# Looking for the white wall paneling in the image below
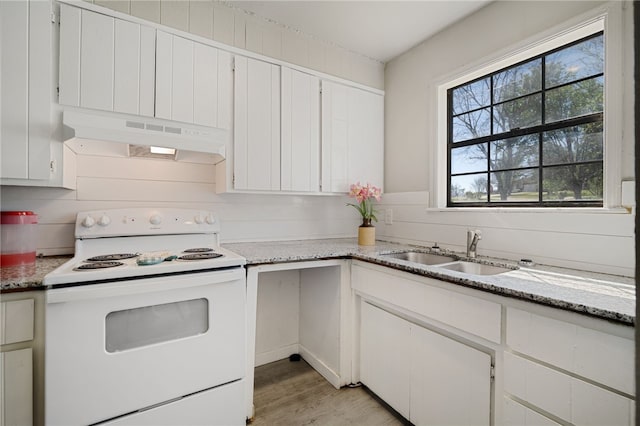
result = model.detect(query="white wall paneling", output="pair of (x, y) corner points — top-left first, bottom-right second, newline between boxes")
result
(58, 3), (81, 107)
(74, 0), (384, 89)
(377, 191), (634, 276)
(383, 1), (634, 276)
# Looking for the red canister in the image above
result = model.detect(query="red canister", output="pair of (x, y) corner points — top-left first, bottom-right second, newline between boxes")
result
(1, 211), (38, 267)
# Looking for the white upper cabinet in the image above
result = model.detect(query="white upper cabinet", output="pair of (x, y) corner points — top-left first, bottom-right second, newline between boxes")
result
(155, 31), (232, 128)
(281, 68), (320, 192)
(233, 56), (281, 191)
(59, 6), (232, 128)
(59, 5), (155, 116)
(321, 81), (384, 193)
(0, 0), (52, 180)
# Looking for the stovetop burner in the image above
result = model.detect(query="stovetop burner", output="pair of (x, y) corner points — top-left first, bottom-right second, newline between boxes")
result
(74, 261), (124, 270)
(178, 253), (223, 261)
(183, 248), (214, 253)
(87, 253), (138, 262)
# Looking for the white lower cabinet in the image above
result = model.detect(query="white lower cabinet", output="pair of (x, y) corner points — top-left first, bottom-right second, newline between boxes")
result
(360, 302), (411, 418)
(360, 301), (491, 425)
(352, 261), (635, 426)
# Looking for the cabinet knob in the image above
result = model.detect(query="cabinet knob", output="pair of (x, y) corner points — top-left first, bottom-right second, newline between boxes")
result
(194, 214), (205, 224)
(205, 214), (216, 225)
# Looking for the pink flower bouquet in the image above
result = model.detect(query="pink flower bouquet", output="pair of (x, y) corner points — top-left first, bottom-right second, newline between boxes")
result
(347, 182), (382, 225)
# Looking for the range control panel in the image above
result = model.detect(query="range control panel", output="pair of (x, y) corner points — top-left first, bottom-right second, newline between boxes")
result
(75, 208), (220, 238)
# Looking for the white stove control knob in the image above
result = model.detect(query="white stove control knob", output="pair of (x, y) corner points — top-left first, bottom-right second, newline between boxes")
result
(81, 215), (96, 228)
(149, 214), (162, 225)
(205, 214), (216, 225)
(97, 214), (111, 226)
(194, 214), (205, 224)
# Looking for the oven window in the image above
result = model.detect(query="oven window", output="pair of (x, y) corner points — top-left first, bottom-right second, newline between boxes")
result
(105, 298), (209, 352)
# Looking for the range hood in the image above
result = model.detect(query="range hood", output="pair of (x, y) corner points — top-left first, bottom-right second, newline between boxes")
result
(62, 109), (228, 164)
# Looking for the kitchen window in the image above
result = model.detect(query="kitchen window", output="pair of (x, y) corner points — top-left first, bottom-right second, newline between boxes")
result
(446, 31), (605, 207)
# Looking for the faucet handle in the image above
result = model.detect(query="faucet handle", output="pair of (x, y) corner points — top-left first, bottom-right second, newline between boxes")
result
(475, 229), (482, 240)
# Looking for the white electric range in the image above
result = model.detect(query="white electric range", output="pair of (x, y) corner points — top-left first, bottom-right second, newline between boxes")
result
(44, 208), (247, 426)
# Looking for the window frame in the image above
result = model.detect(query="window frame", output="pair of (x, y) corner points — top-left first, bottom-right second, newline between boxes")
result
(435, 6), (624, 210)
(446, 32), (605, 208)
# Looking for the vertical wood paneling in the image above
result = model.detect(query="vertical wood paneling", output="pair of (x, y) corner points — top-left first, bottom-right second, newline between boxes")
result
(233, 9), (246, 49)
(233, 56), (249, 190)
(189, 0), (213, 39)
(138, 26), (156, 117)
(171, 36), (194, 123)
(212, 4), (234, 46)
(28, 0), (53, 180)
(154, 30), (172, 120)
(95, 0), (129, 14)
(0, 1), (29, 179)
(160, 0), (189, 32)
(80, 10), (114, 111)
(113, 19), (140, 114)
(217, 51), (232, 130)
(130, 0), (160, 24)
(58, 4), (82, 107)
(193, 43), (218, 127)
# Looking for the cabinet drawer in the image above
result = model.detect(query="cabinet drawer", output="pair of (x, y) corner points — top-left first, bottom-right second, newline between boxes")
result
(0, 299), (34, 345)
(506, 307), (633, 395)
(504, 352), (634, 426)
(503, 397), (560, 426)
(352, 264), (501, 343)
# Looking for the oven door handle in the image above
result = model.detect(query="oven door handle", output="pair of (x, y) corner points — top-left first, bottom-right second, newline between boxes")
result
(47, 267), (245, 304)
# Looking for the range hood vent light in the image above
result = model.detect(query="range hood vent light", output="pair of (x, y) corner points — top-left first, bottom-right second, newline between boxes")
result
(62, 109), (228, 164)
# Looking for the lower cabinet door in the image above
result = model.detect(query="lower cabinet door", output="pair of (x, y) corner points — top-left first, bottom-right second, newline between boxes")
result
(410, 325), (492, 426)
(360, 300), (492, 425)
(0, 348), (33, 426)
(360, 302), (411, 418)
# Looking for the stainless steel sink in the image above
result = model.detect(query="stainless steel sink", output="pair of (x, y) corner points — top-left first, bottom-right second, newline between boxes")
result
(436, 261), (513, 276)
(382, 251), (457, 265)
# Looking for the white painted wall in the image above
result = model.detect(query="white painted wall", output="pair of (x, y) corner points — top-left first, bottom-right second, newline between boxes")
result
(83, 0), (384, 89)
(0, 153), (362, 255)
(381, 1), (635, 277)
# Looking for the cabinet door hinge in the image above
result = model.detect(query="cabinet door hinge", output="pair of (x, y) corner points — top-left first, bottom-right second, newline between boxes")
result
(50, 11), (57, 24)
(490, 365), (495, 380)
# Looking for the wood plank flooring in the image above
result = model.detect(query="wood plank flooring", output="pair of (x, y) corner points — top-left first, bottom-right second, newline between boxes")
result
(251, 358), (408, 426)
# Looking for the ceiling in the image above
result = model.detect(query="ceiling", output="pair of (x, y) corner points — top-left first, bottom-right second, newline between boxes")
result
(224, 1), (492, 63)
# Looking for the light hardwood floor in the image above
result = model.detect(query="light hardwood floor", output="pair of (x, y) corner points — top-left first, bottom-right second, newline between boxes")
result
(251, 358), (408, 426)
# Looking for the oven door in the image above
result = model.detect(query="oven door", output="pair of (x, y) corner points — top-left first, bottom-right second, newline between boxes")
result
(45, 267), (246, 426)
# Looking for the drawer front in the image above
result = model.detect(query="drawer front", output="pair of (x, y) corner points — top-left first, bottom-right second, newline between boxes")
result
(506, 307), (634, 395)
(0, 299), (34, 345)
(503, 397), (560, 426)
(352, 264), (501, 343)
(504, 352), (634, 426)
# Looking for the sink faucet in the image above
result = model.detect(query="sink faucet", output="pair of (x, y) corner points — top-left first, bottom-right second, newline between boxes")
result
(467, 229), (482, 258)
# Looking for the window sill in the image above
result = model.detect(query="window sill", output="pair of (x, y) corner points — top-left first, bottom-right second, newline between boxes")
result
(426, 206), (631, 214)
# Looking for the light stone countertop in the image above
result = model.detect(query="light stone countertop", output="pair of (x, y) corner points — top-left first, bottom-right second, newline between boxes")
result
(2, 239), (634, 325)
(224, 238), (635, 326)
(1, 256), (71, 292)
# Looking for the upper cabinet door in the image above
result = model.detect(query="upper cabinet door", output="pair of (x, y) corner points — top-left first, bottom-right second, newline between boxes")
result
(1, 0), (51, 180)
(321, 81), (384, 193)
(59, 6), (155, 116)
(80, 10), (114, 111)
(233, 56), (281, 191)
(156, 31), (232, 127)
(281, 68), (320, 192)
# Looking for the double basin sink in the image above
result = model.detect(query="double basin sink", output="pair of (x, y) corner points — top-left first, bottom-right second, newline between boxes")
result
(381, 251), (513, 276)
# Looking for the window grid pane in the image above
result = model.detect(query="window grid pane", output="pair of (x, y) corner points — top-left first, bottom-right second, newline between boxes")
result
(447, 32), (603, 207)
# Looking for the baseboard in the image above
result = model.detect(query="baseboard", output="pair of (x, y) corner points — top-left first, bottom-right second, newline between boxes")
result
(254, 344), (299, 367)
(298, 344), (341, 389)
